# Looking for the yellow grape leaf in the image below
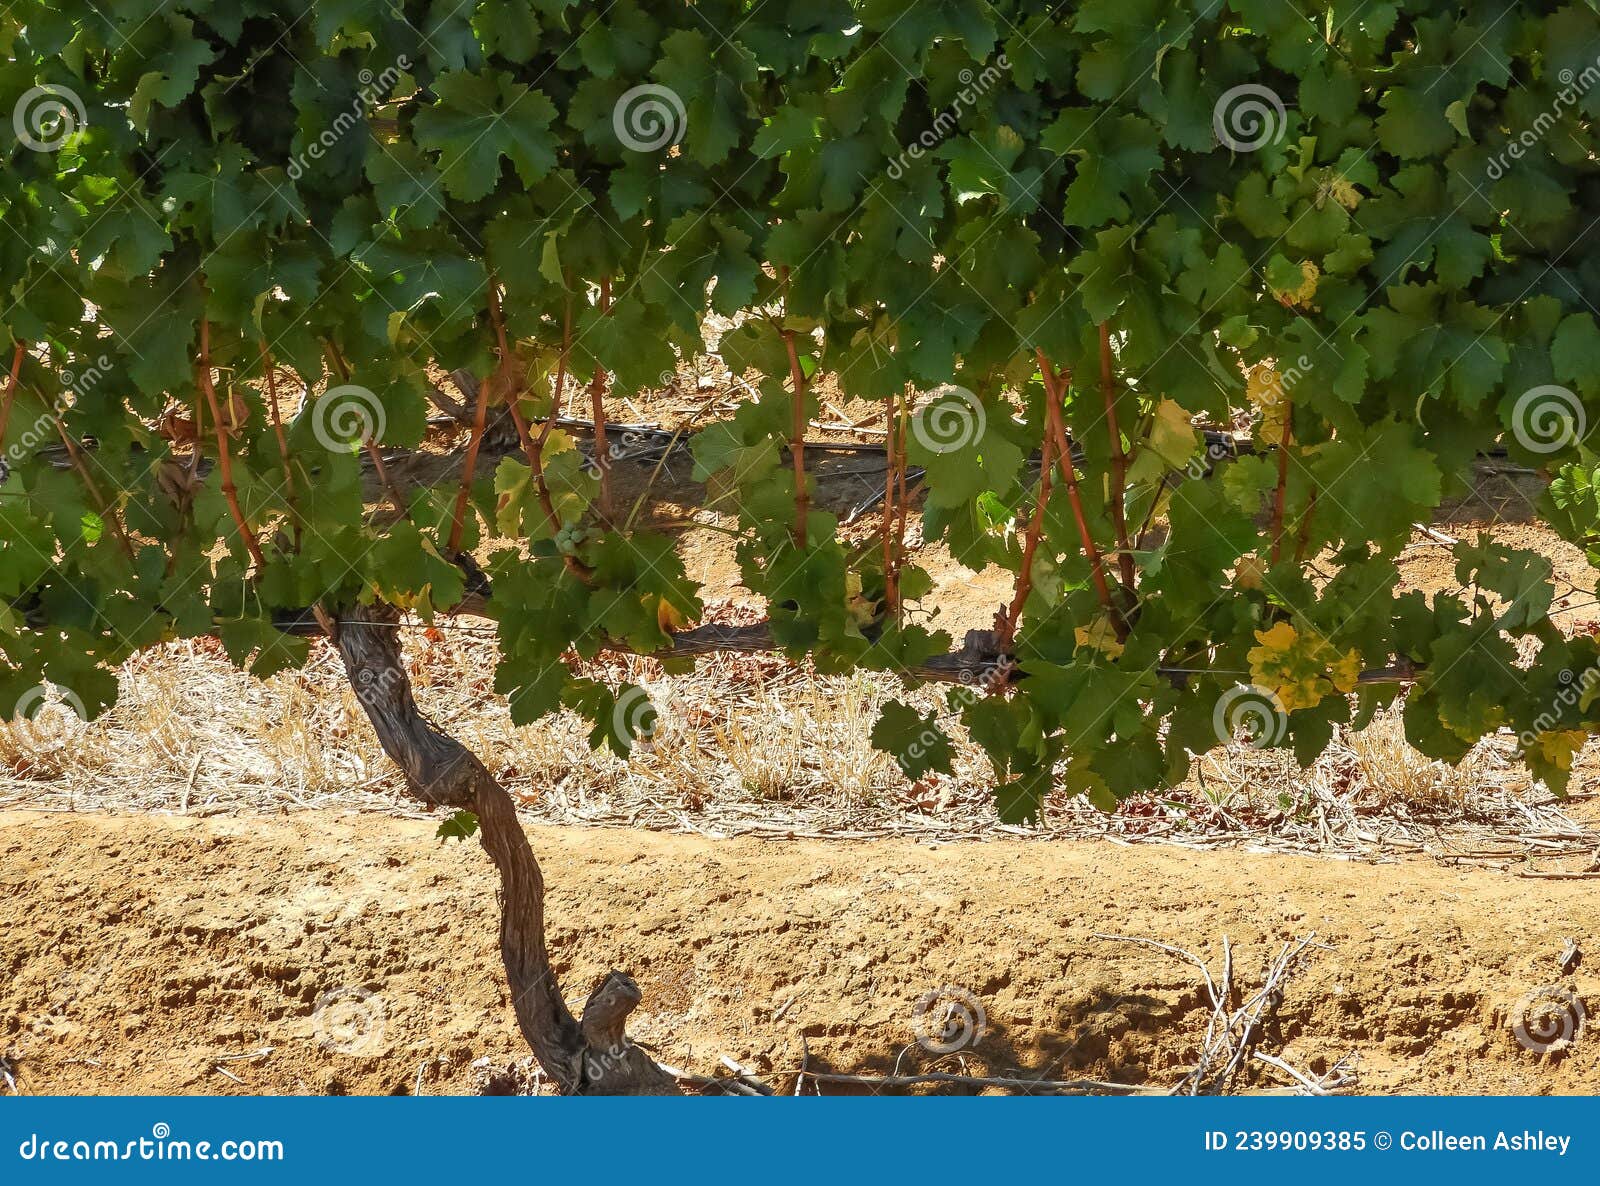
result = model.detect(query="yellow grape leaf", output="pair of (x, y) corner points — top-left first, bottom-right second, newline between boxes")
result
(1580, 675), (1600, 715)
(844, 570), (878, 629)
(1246, 364), (1292, 447)
(1261, 403), (1289, 447)
(384, 585), (434, 613)
(1327, 648), (1363, 694)
(656, 597), (690, 634)
(1074, 616), (1125, 660)
(1526, 729), (1586, 774)
(1326, 173), (1362, 210)
(1245, 363), (1284, 408)
(494, 457), (532, 536)
(1247, 622), (1358, 713)
(1127, 398), (1199, 486)
(1271, 260), (1320, 309)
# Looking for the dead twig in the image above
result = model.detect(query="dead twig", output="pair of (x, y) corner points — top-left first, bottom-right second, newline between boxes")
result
(1253, 1051), (1326, 1095)
(214, 1047), (273, 1062)
(1094, 932), (1222, 1006)
(718, 1053), (776, 1096)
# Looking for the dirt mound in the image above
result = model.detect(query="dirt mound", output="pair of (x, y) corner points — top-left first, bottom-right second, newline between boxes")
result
(1, 809), (1596, 1095)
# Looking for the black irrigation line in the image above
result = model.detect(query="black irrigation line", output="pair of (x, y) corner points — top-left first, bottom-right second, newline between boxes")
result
(26, 409), (1516, 489)
(4, 408), (1531, 689)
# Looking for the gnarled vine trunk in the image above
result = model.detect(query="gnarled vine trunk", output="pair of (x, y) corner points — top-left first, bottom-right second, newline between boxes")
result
(332, 602), (677, 1095)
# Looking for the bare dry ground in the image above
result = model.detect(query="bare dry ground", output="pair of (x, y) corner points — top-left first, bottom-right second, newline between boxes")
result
(1, 809), (1595, 1097)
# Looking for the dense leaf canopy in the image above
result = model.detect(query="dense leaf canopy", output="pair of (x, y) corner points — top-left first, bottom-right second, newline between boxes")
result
(5, 0), (1600, 818)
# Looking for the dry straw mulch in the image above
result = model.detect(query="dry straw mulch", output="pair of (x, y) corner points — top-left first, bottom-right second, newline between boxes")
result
(2, 609), (1597, 872)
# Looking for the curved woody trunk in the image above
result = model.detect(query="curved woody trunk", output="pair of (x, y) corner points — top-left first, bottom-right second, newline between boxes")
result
(332, 603), (677, 1095)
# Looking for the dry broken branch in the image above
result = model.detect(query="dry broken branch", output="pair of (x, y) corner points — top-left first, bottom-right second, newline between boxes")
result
(1096, 931), (1337, 1096)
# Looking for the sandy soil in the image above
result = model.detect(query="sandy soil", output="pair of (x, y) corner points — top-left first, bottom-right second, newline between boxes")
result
(2, 809), (1595, 1097)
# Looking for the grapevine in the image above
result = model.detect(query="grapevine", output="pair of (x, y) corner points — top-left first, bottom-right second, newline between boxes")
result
(4, 0), (1600, 1090)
